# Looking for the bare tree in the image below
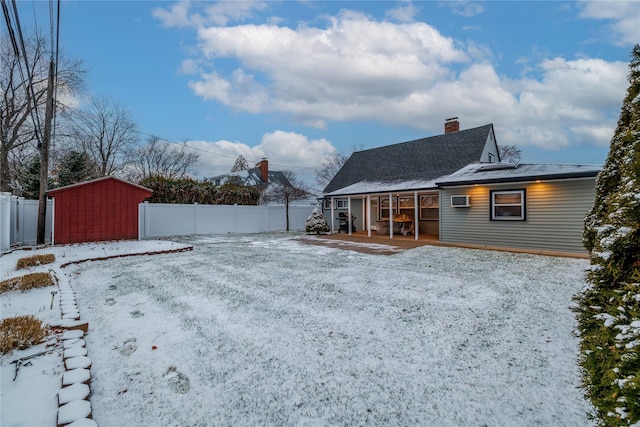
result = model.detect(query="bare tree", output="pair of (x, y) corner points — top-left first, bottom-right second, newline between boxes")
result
(125, 136), (199, 181)
(315, 150), (351, 191)
(230, 154), (249, 172)
(71, 95), (138, 176)
(0, 33), (84, 192)
(498, 144), (522, 164)
(262, 170), (312, 231)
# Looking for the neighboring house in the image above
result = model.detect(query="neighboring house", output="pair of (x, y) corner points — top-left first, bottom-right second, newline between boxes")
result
(209, 159), (292, 188)
(322, 119), (600, 255)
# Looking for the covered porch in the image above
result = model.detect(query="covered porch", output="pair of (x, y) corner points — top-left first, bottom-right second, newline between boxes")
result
(323, 183), (440, 242)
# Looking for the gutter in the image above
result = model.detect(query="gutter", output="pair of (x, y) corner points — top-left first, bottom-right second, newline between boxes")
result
(436, 171), (599, 187)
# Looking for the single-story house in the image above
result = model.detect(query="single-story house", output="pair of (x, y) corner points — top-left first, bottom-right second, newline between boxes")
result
(322, 119), (600, 255)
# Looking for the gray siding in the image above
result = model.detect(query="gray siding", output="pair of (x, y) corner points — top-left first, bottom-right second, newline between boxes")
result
(440, 178), (595, 254)
(323, 198), (365, 232)
(480, 132), (499, 163)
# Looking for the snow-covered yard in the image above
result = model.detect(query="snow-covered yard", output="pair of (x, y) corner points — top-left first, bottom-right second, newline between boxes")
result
(2, 233), (593, 426)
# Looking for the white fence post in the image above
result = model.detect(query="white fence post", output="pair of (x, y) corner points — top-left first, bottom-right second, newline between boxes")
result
(10, 196), (18, 244)
(17, 197), (25, 244)
(51, 197), (55, 245)
(0, 192), (10, 252)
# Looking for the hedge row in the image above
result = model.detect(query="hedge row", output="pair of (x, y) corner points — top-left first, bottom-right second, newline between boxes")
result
(139, 177), (261, 205)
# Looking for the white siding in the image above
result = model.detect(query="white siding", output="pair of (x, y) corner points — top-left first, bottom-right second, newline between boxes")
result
(440, 178), (595, 254)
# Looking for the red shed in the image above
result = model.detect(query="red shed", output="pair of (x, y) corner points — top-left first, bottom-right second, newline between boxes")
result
(48, 177), (153, 244)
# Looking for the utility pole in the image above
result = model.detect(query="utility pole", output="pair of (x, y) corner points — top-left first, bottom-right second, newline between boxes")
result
(37, 57), (55, 244)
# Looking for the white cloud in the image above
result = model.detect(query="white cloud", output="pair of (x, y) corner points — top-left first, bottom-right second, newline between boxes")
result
(202, 1), (268, 26)
(153, 1), (202, 28)
(157, 2), (629, 155)
(154, 1), (268, 28)
(386, 1), (420, 23)
(189, 11), (468, 125)
(185, 131), (335, 185)
(440, 1), (485, 18)
(578, 0), (640, 46)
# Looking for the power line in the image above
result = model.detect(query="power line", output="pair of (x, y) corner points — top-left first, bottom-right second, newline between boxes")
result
(51, 0), (60, 153)
(1, 0), (45, 148)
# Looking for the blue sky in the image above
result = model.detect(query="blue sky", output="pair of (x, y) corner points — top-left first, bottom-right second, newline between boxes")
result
(17, 0), (640, 188)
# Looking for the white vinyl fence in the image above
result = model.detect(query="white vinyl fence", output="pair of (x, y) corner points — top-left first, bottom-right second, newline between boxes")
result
(139, 202), (315, 239)
(0, 193), (53, 252)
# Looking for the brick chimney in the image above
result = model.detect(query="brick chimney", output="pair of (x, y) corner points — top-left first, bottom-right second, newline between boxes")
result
(258, 158), (268, 182)
(444, 117), (460, 134)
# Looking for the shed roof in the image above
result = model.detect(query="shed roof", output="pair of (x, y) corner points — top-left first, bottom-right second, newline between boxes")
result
(323, 124), (495, 194)
(47, 176), (153, 195)
(436, 163), (601, 186)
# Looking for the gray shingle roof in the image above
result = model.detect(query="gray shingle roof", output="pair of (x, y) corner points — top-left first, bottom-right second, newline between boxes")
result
(209, 168), (292, 187)
(323, 124), (495, 194)
(244, 168), (292, 187)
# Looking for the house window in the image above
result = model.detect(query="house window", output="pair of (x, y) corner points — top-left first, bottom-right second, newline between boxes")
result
(379, 197), (397, 219)
(420, 194), (439, 220)
(491, 190), (525, 221)
(398, 197), (415, 219)
(488, 153), (495, 163)
(336, 199), (349, 209)
(325, 198), (349, 209)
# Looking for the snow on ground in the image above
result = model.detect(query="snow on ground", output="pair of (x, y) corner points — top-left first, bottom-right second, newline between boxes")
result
(2, 234), (594, 426)
(0, 240), (191, 427)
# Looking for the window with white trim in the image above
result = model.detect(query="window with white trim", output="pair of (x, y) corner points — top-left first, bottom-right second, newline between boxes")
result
(420, 194), (439, 220)
(490, 190), (526, 221)
(324, 198), (349, 209)
(379, 197), (397, 219)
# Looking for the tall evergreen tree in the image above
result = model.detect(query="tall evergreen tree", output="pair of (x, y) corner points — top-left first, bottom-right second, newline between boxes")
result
(16, 156), (42, 199)
(55, 151), (97, 188)
(577, 45), (640, 426)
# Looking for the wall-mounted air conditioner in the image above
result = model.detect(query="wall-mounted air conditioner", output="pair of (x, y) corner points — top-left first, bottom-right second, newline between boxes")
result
(450, 195), (471, 208)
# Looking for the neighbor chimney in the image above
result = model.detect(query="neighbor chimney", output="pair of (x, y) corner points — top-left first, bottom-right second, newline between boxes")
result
(258, 158), (268, 182)
(445, 117), (460, 134)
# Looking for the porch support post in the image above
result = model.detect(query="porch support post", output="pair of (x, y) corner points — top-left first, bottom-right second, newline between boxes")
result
(414, 191), (419, 241)
(347, 196), (352, 236)
(389, 193), (394, 239)
(362, 197), (366, 233)
(366, 195), (371, 237)
(330, 197), (335, 234)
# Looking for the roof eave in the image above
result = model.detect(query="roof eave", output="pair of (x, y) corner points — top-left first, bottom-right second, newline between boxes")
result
(47, 176), (153, 195)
